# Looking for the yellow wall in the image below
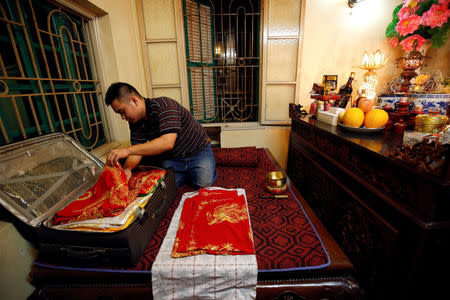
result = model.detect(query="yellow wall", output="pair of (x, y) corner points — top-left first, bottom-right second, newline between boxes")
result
(91, 0), (450, 170)
(423, 38), (450, 73)
(299, 0), (450, 109)
(299, 0), (399, 108)
(90, 0), (146, 143)
(221, 126), (291, 169)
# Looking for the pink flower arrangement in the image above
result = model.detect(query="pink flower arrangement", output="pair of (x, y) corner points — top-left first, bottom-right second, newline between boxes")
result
(386, 0), (450, 51)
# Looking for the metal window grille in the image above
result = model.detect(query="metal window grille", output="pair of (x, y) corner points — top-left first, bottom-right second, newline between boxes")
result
(0, 0), (106, 149)
(183, 0), (260, 123)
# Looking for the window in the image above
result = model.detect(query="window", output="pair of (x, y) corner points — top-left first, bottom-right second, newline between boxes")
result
(0, 0), (106, 149)
(183, 0), (260, 123)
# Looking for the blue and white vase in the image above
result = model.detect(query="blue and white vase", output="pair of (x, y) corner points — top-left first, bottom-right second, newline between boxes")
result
(409, 94), (450, 115)
(378, 94), (410, 110)
(378, 94), (449, 115)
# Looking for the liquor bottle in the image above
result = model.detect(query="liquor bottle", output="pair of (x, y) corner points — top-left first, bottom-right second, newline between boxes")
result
(337, 72), (355, 108)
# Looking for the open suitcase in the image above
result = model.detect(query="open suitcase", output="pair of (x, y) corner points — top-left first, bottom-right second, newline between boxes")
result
(0, 133), (176, 265)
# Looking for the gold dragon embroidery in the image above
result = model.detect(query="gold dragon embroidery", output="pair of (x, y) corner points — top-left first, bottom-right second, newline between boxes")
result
(206, 203), (248, 225)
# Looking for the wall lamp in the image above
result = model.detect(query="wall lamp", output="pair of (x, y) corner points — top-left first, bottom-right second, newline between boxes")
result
(348, 0), (365, 8)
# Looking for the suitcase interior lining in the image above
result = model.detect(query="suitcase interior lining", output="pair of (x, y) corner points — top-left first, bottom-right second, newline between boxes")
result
(0, 136), (102, 227)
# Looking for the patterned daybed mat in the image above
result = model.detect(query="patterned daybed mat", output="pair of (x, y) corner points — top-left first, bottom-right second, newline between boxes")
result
(33, 147), (330, 277)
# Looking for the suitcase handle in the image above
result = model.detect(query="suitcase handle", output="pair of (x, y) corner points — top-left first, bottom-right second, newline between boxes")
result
(62, 247), (105, 260)
(134, 207), (145, 220)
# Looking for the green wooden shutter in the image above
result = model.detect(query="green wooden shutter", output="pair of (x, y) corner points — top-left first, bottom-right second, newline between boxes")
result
(184, 0), (217, 123)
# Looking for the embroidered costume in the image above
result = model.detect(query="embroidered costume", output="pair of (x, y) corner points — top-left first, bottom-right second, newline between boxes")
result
(53, 166), (166, 225)
(172, 188), (255, 257)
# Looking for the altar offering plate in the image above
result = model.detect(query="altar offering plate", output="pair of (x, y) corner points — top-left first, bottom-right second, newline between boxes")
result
(338, 122), (384, 133)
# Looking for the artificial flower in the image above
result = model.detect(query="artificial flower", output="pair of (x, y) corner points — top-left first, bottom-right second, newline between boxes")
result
(396, 14), (422, 35)
(421, 4), (450, 28)
(388, 36), (400, 48)
(403, 0), (424, 7)
(397, 5), (419, 19)
(400, 34), (427, 51)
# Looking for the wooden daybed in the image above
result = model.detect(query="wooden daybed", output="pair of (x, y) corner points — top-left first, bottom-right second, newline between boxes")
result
(29, 147), (363, 300)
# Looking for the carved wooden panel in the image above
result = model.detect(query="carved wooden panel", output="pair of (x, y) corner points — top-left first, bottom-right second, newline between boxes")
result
(288, 133), (401, 299)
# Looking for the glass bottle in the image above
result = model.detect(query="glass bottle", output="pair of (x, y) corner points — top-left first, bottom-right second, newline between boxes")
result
(337, 72), (355, 108)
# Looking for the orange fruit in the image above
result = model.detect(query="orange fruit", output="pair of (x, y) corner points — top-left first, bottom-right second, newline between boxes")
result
(342, 108), (365, 127)
(364, 109), (389, 128)
(357, 97), (374, 113)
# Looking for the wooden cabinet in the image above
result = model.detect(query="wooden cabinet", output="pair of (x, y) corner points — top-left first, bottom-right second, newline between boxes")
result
(287, 104), (449, 299)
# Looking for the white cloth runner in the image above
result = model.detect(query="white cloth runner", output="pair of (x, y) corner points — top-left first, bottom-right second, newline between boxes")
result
(151, 187), (257, 300)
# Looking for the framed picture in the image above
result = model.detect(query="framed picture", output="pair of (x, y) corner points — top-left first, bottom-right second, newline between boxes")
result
(322, 75), (338, 94)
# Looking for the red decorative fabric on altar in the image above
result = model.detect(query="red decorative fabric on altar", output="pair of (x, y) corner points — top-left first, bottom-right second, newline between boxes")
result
(172, 188), (255, 258)
(53, 166), (166, 225)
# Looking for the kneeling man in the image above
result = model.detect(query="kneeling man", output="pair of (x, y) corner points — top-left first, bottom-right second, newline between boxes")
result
(104, 82), (217, 188)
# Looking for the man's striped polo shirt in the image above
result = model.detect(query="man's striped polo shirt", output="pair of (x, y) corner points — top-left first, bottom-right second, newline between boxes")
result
(129, 97), (208, 159)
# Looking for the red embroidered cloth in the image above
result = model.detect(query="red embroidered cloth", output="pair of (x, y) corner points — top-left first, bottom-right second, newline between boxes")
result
(172, 188), (255, 258)
(53, 166), (166, 225)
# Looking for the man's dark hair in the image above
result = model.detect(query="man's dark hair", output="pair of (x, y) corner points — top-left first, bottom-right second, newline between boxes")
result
(105, 82), (141, 106)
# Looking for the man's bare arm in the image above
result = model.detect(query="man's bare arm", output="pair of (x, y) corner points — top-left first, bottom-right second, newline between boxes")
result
(122, 154), (142, 180)
(106, 133), (177, 166)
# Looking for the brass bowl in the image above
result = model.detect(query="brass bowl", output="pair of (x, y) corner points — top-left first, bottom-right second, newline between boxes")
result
(415, 113), (448, 133)
(265, 183), (287, 195)
(266, 171), (286, 187)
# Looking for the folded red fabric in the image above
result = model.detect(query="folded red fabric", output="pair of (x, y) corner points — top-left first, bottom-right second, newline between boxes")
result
(213, 146), (259, 167)
(53, 166), (166, 225)
(172, 188), (255, 258)
(127, 168), (167, 200)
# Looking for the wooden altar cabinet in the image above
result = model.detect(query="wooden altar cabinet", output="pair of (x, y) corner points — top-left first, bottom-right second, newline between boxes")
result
(287, 104), (449, 300)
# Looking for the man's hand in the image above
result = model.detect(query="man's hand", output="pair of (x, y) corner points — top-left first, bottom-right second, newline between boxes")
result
(106, 148), (131, 166)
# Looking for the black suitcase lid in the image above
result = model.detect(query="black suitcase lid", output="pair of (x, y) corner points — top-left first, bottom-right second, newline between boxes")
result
(0, 133), (103, 227)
